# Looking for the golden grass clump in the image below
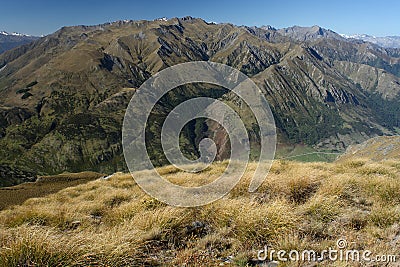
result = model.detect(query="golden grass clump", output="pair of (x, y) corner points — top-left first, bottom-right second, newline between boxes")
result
(0, 158), (399, 266)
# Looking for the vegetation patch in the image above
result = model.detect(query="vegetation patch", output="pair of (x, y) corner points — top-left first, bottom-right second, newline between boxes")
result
(0, 159), (399, 265)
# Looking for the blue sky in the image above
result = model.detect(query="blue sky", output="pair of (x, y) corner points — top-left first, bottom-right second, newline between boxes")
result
(0, 0), (399, 37)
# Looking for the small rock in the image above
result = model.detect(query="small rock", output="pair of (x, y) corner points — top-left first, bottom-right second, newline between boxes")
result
(70, 220), (81, 229)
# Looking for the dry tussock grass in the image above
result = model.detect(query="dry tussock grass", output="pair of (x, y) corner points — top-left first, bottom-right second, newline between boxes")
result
(0, 159), (399, 266)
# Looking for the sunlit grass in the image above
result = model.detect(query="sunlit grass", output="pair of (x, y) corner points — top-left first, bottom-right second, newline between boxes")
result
(0, 159), (399, 266)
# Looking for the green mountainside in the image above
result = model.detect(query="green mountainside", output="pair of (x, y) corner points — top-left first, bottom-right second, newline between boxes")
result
(0, 17), (400, 182)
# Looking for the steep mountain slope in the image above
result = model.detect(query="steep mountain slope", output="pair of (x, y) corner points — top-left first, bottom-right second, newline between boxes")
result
(0, 17), (400, 177)
(338, 135), (400, 162)
(0, 32), (39, 54)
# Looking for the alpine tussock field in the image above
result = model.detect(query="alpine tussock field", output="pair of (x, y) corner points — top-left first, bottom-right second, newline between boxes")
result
(0, 151), (399, 266)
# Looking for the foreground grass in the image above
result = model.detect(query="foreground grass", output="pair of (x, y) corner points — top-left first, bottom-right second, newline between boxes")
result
(0, 159), (399, 266)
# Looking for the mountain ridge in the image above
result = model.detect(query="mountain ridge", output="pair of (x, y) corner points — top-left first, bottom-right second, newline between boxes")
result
(0, 31), (39, 54)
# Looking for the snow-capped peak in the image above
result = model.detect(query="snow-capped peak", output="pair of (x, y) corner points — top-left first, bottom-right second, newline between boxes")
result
(340, 33), (400, 48)
(340, 33), (376, 39)
(0, 31), (32, 37)
(13, 32), (30, 36)
(155, 17), (168, 22)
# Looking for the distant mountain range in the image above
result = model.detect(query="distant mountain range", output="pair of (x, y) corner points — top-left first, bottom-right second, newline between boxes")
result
(271, 26), (400, 49)
(340, 33), (400, 48)
(0, 31), (39, 54)
(0, 17), (400, 182)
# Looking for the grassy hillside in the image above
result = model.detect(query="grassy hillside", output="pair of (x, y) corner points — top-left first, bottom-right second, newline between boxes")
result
(0, 158), (399, 266)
